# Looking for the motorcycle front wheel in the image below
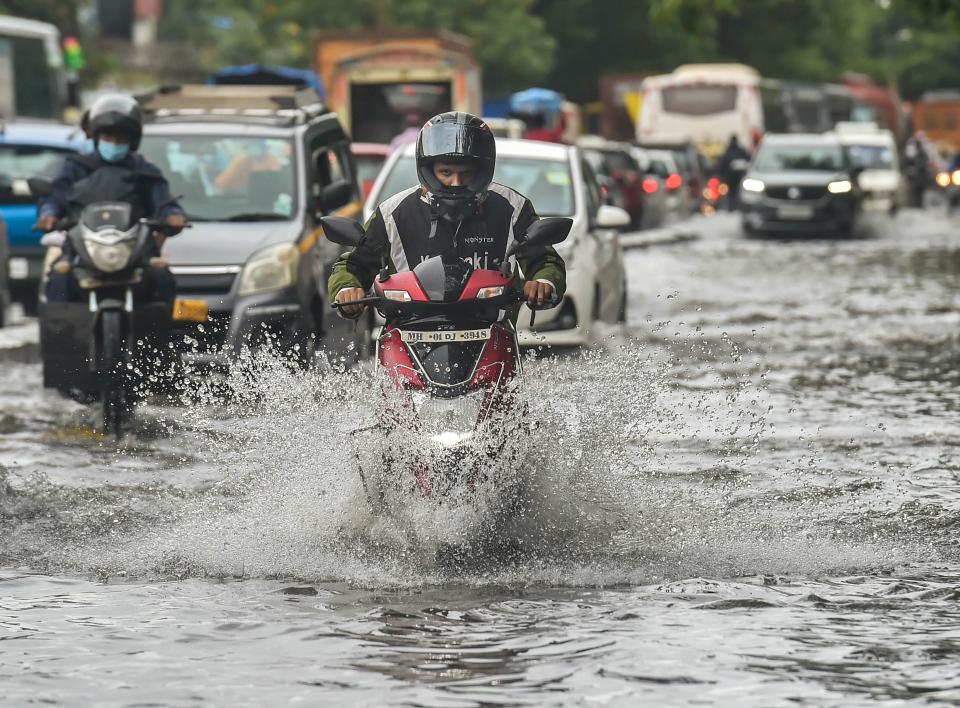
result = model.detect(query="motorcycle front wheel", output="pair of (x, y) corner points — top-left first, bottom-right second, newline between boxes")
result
(100, 309), (127, 439)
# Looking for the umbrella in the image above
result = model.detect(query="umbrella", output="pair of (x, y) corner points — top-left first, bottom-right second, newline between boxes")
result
(510, 87), (564, 115)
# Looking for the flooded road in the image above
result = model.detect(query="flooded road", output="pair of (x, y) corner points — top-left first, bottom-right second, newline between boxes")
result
(2, 211), (959, 706)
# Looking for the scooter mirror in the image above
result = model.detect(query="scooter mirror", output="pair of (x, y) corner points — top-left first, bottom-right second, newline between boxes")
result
(27, 177), (53, 198)
(319, 215), (365, 248)
(519, 217), (573, 250)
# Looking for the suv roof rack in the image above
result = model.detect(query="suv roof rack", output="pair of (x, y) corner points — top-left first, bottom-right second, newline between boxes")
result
(136, 84), (329, 126)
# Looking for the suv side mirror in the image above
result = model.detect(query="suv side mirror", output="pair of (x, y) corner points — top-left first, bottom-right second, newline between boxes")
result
(27, 177), (54, 198)
(319, 179), (354, 215)
(319, 215), (365, 247)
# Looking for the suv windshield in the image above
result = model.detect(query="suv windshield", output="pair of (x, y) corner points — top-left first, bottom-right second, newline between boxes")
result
(0, 144), (71, 180)
(140, 135), (296, 221)
(754, 144), (845, 172)
(377, 155), (575, 216)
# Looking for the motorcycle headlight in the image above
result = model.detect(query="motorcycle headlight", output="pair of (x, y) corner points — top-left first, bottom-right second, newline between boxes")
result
(412, 389), (487, 447)
(83, 229), (135, 273)
(237, 243), (300, 296)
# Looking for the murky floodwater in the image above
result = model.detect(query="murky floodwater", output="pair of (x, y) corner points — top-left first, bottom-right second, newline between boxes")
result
(2, 211), (959, 706)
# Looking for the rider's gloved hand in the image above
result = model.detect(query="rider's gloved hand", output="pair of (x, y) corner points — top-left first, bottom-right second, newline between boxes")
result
(336, 287), (367, 318)
(523, 279), (555, 308)
(35, 215), (58, 232)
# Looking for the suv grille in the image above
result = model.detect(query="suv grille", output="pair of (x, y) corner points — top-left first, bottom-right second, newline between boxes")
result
(766, 185), (827, 200)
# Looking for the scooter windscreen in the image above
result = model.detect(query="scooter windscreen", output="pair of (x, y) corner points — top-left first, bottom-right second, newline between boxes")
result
(79, 202), (136, 231)
(412, 256), (472, 302)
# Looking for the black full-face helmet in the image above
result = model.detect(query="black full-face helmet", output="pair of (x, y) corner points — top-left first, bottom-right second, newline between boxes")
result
(88, 93), (144, 151)
(416, 112), (496, 221)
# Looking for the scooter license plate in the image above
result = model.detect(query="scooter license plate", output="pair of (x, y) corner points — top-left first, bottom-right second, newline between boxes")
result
(399, 328), (491, 343)
(173, 298), (209, 322)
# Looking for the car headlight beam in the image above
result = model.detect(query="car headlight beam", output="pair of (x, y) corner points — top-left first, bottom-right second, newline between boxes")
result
(237, 243), (300, 296)
(827, 179), (853, 194)
(741, 178), (765, 193)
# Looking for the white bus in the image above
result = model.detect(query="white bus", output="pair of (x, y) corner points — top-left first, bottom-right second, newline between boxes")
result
(637, 63), (763, 160)
(0, 15), (67, 121)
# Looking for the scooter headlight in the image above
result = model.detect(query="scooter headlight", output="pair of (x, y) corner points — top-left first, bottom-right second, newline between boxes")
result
(412, 389), (487, 447)
(83, 228), (136, 273)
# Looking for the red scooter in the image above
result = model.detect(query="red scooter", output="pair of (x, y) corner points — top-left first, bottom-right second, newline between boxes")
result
(321, 215), (571, 511)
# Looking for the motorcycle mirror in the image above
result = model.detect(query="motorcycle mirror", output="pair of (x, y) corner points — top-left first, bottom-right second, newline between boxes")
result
(319, 215), (365, 247)
(27, 177), (53, 198)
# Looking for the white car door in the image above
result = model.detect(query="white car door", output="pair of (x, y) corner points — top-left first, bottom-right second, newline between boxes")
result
(579, 157), (623, 321)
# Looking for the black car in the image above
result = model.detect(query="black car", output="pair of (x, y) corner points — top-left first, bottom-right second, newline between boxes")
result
(740, 133), (860, 236)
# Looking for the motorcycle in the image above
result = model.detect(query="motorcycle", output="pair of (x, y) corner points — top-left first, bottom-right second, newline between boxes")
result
(31, 177), (181, 438)
(321, 215), (571, 512)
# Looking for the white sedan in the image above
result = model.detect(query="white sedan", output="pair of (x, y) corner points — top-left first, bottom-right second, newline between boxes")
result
(365, 139), (630, 347)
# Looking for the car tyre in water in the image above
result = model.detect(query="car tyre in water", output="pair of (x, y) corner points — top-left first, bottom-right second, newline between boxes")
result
(100, 310), (127, 439)
(617, 283), (628, 324)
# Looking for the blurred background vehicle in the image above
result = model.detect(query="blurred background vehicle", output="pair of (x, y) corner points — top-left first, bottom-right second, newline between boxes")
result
(313, 30), (480, 143)
(136, 84), (366, 368)
(0, 15), (69, 122)
(740, 133), (861, 237)
(483, 117), (526, 139)
(351, 142), (391, 202)
(638, 64), (764, 160)
(643, 148), (689, 220)
(639, 141), (706, 215)
(833, 122), (902, 215)
(0, 120), (85, 315)
(365, 138), (629, 347)
(578, 137), (665, 229)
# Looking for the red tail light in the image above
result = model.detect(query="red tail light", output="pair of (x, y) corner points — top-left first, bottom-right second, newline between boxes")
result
(666, 173), (682, 191)
(642, 177), (659, 194)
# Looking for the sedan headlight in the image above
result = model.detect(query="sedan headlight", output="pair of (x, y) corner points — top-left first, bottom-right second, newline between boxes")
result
(827, 179), (853, 194)
(741, 178), (765, 193)
(83, 230), (136, 273)
(237, 243), (300, 296)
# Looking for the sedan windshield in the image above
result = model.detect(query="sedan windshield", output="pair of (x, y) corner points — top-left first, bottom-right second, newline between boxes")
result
(754, 144), (845, 172)
(140, 135), (296, 221)
(376, 155), (575, 216)
(0, 144), (71, 180)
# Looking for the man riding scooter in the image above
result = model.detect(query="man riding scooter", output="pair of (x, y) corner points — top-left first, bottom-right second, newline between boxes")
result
(330, 111), (566, 318)
(36, 93), (186, 305)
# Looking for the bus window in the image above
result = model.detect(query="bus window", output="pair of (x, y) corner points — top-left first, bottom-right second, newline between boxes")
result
(662, 85), (738, 116)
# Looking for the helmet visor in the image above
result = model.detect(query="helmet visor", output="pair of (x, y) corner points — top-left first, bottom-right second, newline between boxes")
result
(419, 123), (490, 161)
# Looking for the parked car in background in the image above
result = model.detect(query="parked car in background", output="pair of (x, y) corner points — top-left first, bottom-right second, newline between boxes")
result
(579, 136), (665, 229)
(740, 133), (860, 236)
(351, 142), (391, 202)
(365, 138), (630, 347)
(0, 121), (85, 314)
(136, 84), (366, 367)
(833, 122), (902, 215)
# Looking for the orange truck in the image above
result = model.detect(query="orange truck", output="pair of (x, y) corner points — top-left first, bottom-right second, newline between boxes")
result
(313, 29), (482, 144)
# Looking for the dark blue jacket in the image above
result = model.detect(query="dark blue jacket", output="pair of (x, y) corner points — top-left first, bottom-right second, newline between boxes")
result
(39, 152), (184, 222)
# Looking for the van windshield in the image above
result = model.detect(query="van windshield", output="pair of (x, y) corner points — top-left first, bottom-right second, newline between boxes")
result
(140, 135), (297, 221)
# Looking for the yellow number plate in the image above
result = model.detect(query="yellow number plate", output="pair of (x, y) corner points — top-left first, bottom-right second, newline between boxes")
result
(173, 298), (209, 322)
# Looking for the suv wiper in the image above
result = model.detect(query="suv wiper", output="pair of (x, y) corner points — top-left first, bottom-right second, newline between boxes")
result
(221, 212), (287, 222)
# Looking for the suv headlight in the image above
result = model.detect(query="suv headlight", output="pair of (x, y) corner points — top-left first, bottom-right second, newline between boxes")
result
(741, 178), (765, 193)
(828, 179), (853, 194)
(237, 243), (300, 296)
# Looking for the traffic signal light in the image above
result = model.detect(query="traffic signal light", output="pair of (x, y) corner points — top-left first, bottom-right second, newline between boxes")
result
(63, 36), (86, 72)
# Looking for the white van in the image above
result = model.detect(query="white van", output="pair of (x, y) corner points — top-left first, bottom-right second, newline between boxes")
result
(833, 121), (902, 214)
(637, 63), (764, 160)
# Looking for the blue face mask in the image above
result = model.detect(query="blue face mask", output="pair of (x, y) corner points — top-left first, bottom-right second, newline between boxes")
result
(97, 140), (130, 163)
